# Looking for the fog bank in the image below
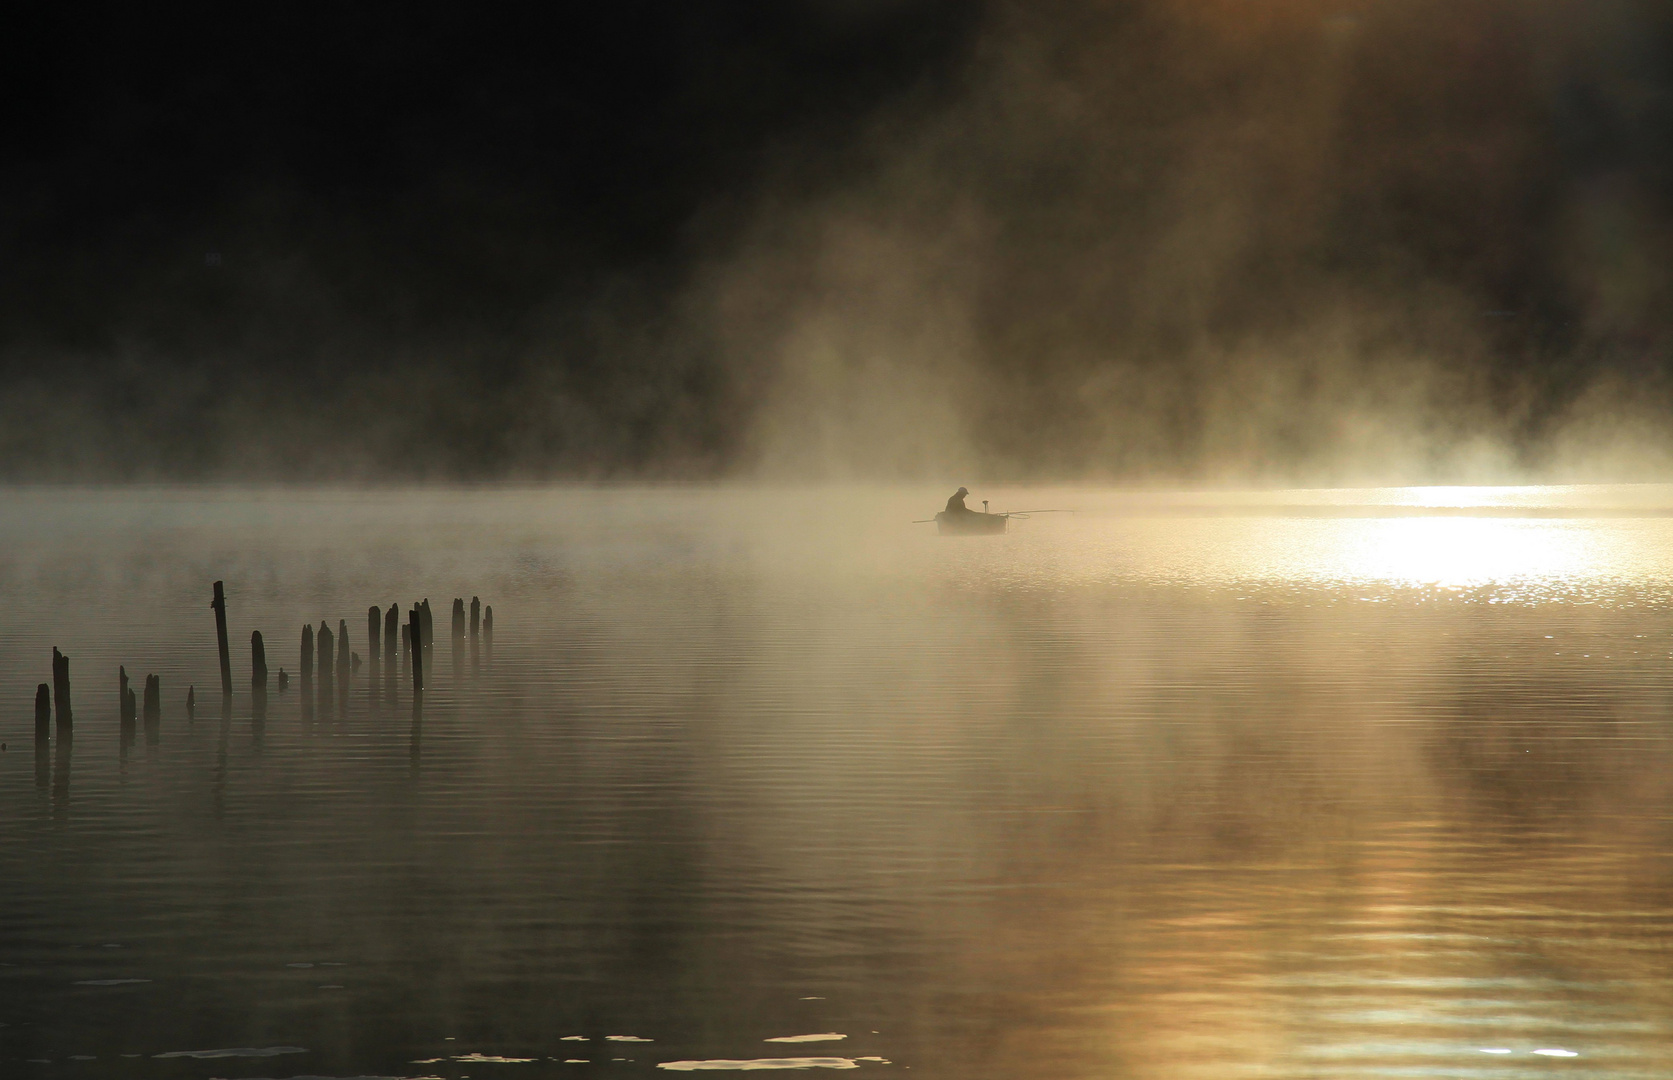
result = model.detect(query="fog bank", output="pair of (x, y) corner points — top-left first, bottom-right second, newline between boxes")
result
(3, 0), (1670, 483)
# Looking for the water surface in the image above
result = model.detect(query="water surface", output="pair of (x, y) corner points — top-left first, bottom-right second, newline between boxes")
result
(2, 485), (1672, 1079)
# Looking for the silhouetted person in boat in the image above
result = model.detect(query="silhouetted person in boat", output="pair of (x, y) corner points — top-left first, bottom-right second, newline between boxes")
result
(946, 487), (972, 515)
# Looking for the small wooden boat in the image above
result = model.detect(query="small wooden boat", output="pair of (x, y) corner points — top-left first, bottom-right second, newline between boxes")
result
(935, 510), (1007, 535)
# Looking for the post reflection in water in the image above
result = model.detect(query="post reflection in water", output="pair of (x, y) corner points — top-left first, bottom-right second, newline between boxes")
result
(409, 696), (422, 774)
(34, 733), (49, 791)
(0, 486), (1671, 1078)
(49, 730), (71, 815)
(211, 693), (231, 819)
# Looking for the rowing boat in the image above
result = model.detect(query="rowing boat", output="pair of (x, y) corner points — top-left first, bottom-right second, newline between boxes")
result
(935, 510), (1007, 535)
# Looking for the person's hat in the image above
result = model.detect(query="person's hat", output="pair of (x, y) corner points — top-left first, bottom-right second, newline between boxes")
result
(956, 486), (968, 495)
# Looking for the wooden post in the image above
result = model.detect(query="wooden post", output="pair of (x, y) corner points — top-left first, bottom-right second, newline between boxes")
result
(368, 606), (382, 677)
(187, 685), (196, 722)
(119, 668), (136, 757)
(451, 597), (466, 676)
(211, 581), (232, 697)
(384, 604), (398, 669)
(409, 606), (424, 694)
(35, 683), (51, 742)
(384, 603), (398, 702)
(35, 684), (50, 788)
(252, 631), (268, 690)
(52, 647), (72, 733)
(483, 606), (493, 662)
(470, 596), (481, 670)
(318, 621), (335, 705)
(278, 669), (289, 692)
(420, 599), (433, 653)
(337, 620), (351, 711)
(301, 625), (314, 702)
(143, 674), (160, 736)
(119, 666), (135, 729)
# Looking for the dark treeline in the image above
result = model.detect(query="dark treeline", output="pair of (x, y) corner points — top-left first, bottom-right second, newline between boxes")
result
(2, 0), (1671, 482)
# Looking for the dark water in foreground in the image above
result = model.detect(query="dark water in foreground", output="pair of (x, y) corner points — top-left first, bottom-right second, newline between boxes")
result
(2, 486), (1672, 1080)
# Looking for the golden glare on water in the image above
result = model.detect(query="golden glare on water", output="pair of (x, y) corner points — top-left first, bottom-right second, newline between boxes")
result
(1335, 518), (1597, 589)
(994, 484), (1673, 602)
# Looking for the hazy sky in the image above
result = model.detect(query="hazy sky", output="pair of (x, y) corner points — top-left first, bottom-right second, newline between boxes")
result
(2, 0), (1670, 483)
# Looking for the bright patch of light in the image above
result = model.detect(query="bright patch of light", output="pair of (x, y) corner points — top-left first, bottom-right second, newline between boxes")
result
(1384, 486), (1522, 508)
(1338, 518), (1594, 588)
(1533, 1048), (1579, 1057)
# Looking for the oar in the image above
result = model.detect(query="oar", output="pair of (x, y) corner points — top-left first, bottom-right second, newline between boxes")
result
(998, 509), (1073, 517)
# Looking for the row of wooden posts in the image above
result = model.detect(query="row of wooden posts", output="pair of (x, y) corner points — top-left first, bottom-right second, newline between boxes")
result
(33, 582), (493, 742)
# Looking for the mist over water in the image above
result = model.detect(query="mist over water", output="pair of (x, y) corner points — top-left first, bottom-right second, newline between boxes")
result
(4, 1), (1672, 482)
(3, 485), (1673, 1078)
(721, 0), (1673, 483)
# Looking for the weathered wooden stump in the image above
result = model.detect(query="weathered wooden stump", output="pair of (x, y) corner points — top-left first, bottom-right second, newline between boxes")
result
(187, 684), (196, 722)
(52, 647), (73, 733)
(143, 674), (160, 741)
(318, 622), (335, 678)
(409, 606), (424, 694)
(384, 604), (399, 668)
(451, 598), (466, 677)
(211, 581), (233, 697)
(35, 685), (50, 786)
(301, 624), (315, 688)
(318, 621), (336, 706)
(35, 683), (51, 742)
(119, 666), (136, 729)
(252, 630), (268, 690)
(483, 606), (493, 662)
(277, 668), (289, 692)
(420, 599), (434, 653)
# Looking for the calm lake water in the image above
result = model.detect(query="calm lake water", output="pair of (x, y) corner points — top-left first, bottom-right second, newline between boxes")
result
(2, 485), (1672, 1080)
